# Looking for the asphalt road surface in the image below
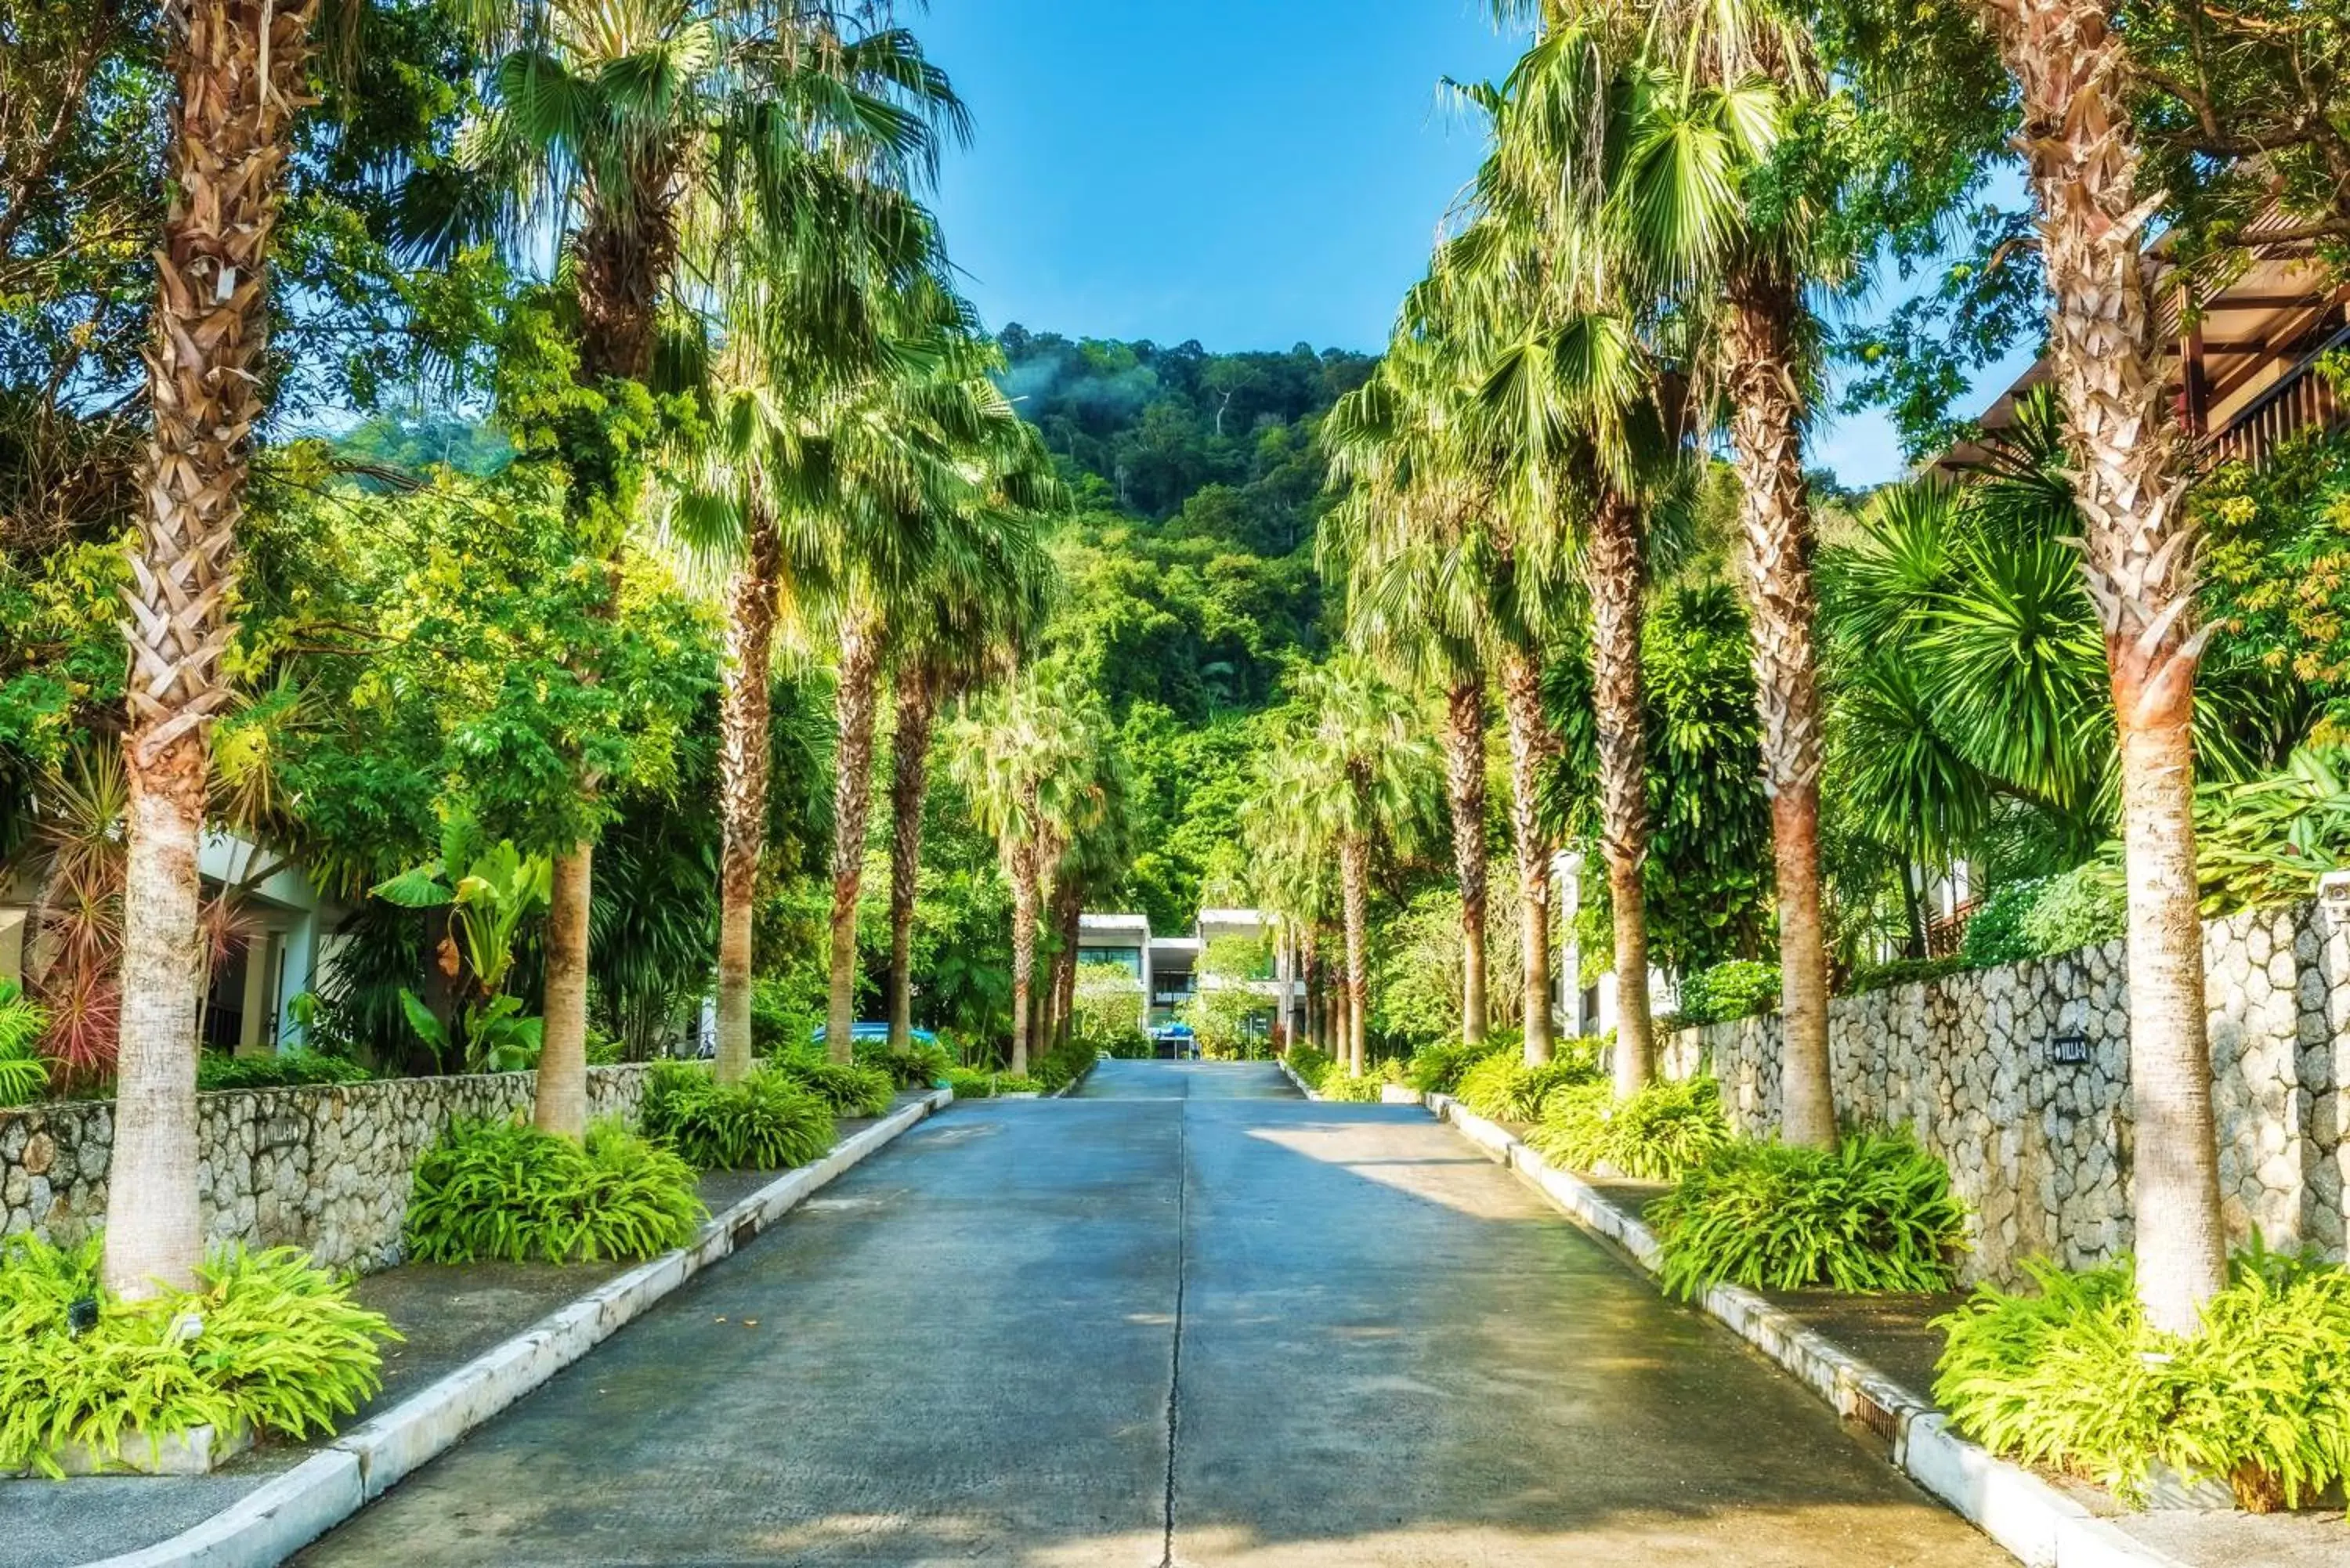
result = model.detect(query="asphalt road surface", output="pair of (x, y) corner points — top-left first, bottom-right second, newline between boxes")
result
(294, 1058), (2004, 1566)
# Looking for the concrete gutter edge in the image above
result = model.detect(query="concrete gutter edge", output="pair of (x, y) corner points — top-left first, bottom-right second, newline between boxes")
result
(1419, 1093), (2194, 1568)
(1275, 1057), (1321, 1100)
(77, 1086), (955, 1568)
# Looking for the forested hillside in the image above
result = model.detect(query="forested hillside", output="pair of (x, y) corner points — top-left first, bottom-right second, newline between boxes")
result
(996, 329), (1375, 930)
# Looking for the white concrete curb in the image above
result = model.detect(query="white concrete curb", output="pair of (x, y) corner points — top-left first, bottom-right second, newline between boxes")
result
(1420, 1093), (2192, 1568)
(78, 1087), (954, 1568)
(1275, 1057), (1322, 1100)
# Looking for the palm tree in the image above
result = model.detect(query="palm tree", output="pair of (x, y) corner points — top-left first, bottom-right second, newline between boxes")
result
(945, 660), (1104, 1073)
(1325, 395), (1497, 1051)
(424, 0), (965, 1131)
(105, 0), (319, 1297)
(881, 514), (1050, 1053)
(1482, 0), (1843, 1141)
(1289, 655), (1434, 1078)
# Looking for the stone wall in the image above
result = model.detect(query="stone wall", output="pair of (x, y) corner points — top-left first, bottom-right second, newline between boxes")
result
(1661, 901), (2350, 1286)
(0, 1065), (653, 1274)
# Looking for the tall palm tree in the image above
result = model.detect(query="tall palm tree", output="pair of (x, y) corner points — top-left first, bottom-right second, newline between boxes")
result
(1325, 392), (1497, 1051)
(106, 0), (319, 1297)
(1486, 0), (1842, 1140)
(882, 518), (1051, 1053)
(1963, 0), (2225, 1328)
(945, 659), (1104, 1073)
(1289, 654), (1434, 1078)
(427, 0), (965, 1130)
(815, 348), (1055, 1064)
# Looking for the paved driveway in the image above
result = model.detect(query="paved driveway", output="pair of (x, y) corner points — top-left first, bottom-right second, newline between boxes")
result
(295, 1059), (2003, 1566)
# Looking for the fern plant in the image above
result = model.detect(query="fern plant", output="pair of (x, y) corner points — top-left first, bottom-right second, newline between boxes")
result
(1528, 1076), (1733, 1181)
(773, 1050), (895, 1118)
(1937, 1245), (2350, 1510)
(1318, 1071), (1383, 1103)
(1650, 1132), (1969, 1299)
(641, 1060), (837, 1170)
(0, 980), (50, 1107)
(855, 1037), (951, 1089)
(1285, 1046), (1336, 1090)
(404, 1116), (706, 1264)
(1401, 1040), (1483, 1095)
(0, 1234), (395, 1477)
(195, 1050), (371, 1093)
(1453, 1049), (1599, 1122)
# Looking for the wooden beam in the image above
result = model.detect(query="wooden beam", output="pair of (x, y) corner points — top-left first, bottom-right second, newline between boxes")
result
(2179, 284), (2208, 438)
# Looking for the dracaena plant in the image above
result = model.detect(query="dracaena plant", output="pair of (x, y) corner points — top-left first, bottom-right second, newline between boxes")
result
(374, 817), (555, 1074)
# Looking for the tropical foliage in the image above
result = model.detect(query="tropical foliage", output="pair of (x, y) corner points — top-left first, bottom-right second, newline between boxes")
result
(404, 1117), (705, 1264)
(1528, 1077), (1733, 1183)
(1650, 1134), (1970, 1300)
(0, 1235), (394, 1478)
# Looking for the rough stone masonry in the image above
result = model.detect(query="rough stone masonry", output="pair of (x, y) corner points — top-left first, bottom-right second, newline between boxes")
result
(1663, 900), (2349, 1285)
(0, 1066), (652, 1273)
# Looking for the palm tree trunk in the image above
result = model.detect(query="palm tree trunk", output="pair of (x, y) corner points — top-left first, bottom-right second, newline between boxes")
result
(1043, 876), (1082, 1048)
(1499, 645), (1557, 1066)
(1298, 927), (1317, 1053)
(106, 0), (314, 1297)
(1983, 0), (2224, 1331)
(1590, 490), (1657, 1100)
(537, 842), (593, 1135)
(714, 509), (782, 1085)
(823, 606), (885, 1065)
(1007, 836), (1037, 1077)
(886, 664), (937, 1053)
(1444, 674), (1491, 1047)
(1721, 269), (1835, 1150)
(1340, 829), (1370, 1078)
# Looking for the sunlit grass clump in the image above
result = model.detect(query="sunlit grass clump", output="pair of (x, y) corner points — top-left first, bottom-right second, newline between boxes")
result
(406, 1115), (707, 1263)
(1650, 1131), (1968, 1299)
(1936, 1244), (2350, 1512)
(0, 1234), (395, 1477)
(1528, 1075), (1733, 1182)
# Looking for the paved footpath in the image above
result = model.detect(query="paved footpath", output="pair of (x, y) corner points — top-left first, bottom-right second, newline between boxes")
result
(294, 1060), (2005, 1566)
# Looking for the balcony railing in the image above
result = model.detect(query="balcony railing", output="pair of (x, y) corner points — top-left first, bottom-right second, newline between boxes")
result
(2204, 321), (2350, 470)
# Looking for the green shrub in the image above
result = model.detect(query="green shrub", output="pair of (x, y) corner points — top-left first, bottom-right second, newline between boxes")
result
(642, 1060), (837, 1170)
(0, 980), (49, 1106)
(194, 1050), (373, 1093)
(1936, 1244), (2350, 1510)
(1029, 1038), (1098, 1094)
(854, 1035), (951, 1088)
(1962, 868), (2127, 970)
(405, 1115), (707, 1263)
(1092, 1030), (1155, 1060)
(1528, 1076), (1734, 1181)
(1318, 1071), (1383, 1103)
(943, 1067), (1000, 1099)
(2021, 862), (2127, 956)
(0, 1234), (395, 1477)
(1650, 1132), (1969, 1299)
(748, 977), (819, 1055)
(1844, 956), (1969, 996)
(1674, 961), (1781, 1026)
(1401, 1040), (1484, 1096)
(992, 1072), (1043, 1093)
(773, 1050), (895, 1118)
(1453, 1047), (1600, 1123)
(1285, 1046), (1336, 1089)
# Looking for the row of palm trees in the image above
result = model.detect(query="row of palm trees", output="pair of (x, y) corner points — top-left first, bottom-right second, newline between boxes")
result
(1267, 0), (2232, 1335)
(101, 1), (1061, 1295)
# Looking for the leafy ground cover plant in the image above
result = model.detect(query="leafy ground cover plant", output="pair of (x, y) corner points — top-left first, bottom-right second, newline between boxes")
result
(1842, 956), (1969, 996)
(0, 980), (50, 1106)
(1453, 1048), (1600, 1123)
(0, 1234), (395, 1477)
(1650, 1131), (1969, 1299)
(1672, 961), (1782, 1027)
(774, 1049), (895, 1118)
(1528, 1076), (1734, 1182)
(194, 1050), (372, 1093)
(1936, 1244), (2350, 1511)
(1285, 1046), (1336, 1090)
(855, 1036), (951, 1088)
(1401, 1039), (1484, 1096)
(1029, 1039), (1100, 1094)
(641, 1060), (837, 1170)
(1318, 1071), (1383, 1103)
(405, 1115), (707, 1263)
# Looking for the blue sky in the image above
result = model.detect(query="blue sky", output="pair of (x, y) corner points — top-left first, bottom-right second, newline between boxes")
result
(913, 2), (2032, 487)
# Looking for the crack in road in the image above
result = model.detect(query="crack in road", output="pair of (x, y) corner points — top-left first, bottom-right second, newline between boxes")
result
(1159, 1078), (1191, 1568)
